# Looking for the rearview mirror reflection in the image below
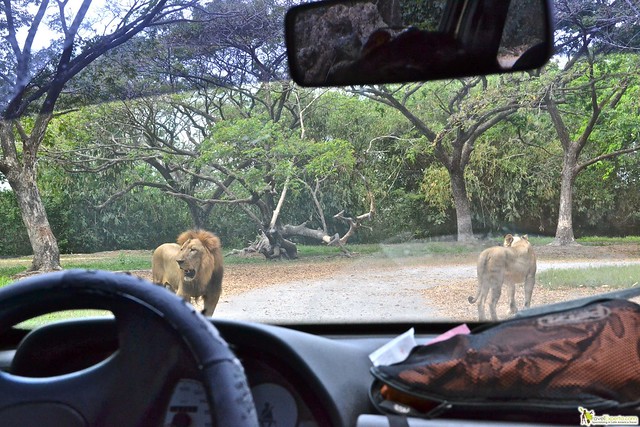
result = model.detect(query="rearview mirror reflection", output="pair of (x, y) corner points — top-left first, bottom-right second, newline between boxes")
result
(285, 0), (553, 86)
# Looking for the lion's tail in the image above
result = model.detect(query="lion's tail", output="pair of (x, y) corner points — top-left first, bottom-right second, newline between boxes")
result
(469, 251), (489, 304)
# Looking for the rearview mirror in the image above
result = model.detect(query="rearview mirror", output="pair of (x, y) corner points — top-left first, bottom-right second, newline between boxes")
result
(285, 0), (553, 86)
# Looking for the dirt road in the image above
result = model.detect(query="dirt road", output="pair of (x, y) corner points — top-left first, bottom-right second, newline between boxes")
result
(137, 243), (636, 322)
(215, 256), (640, 323)
(13, 243), (634, 323)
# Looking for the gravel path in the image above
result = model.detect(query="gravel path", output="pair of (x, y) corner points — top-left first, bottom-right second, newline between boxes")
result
(214, 258), (640, 323)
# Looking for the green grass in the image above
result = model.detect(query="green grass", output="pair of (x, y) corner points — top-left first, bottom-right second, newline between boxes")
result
(576, 236), (640, 245)
(0, 265), (28, 280)
(63, 254), (151, 271)
(0, 251), (152, 291)
(17, 310), (113, 329)
(525, 236), (556, 246)
(538, 265), (640, 289)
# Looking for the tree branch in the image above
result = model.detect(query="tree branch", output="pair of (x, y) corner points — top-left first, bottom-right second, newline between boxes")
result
(576, 146), (640, 174)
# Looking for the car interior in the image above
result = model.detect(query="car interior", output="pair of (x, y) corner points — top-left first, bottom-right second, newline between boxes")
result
(0, 0), (638, 426)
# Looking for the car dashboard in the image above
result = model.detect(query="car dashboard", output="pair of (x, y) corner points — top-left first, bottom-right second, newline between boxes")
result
(0, 319), (573, 427)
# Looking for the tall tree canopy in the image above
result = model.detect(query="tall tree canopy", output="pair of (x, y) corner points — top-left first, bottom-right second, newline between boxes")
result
(545, 0), (640, 245)
(0, 0), (198, 270)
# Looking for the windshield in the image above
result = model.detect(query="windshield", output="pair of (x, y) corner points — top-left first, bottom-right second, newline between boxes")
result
(1, 0), (639, 325)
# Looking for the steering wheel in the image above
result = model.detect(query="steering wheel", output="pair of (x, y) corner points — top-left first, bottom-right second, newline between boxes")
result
(0, 269), (259, 427)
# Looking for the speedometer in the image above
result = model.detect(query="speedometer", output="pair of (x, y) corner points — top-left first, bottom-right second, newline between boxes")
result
(251, 383), (298, 427)
(163, 379), (212, 427)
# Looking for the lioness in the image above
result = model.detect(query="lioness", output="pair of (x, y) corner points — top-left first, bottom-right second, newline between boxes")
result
(152, 229), (223, 316)
(468, 234), (537, 321)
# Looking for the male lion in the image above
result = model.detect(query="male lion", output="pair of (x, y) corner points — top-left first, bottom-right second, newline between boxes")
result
(468, 234), (537, 321)
(152, 229), (223, 316)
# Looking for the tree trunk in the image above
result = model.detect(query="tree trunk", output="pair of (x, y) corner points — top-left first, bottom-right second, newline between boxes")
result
(265, 228), (298, 259)
(6, 170), (61, 271)
(1, 118), (61, 272)
(282, 223), (337, 243)
(377, 0), (402, 26)
(449, 168), (475, 241)
(186, 200), (210, 230)
(553, 150), (578, 245)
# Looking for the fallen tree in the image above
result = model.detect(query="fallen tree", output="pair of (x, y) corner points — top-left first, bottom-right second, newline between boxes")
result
(229, 192), (375, 259)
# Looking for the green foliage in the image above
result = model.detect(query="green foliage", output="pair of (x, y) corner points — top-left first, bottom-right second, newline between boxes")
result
(0, 191), (31, 256)
(0, 157), (193, 255)
(3, 36), (638, 258)
(400, 0), (447, 30)
(501, 0), (548, 48)
(539, 52), (640, 237)
(420, 166), (452, 220)
(554, 0), (640, 55)
(464, 113), (561, 233)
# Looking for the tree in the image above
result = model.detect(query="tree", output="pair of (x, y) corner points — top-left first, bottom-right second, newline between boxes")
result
(545, 62), (639, 245)
(0, 0), (197, 271)
(545, 0), (640, 245)
(47, 0), (380, 258)
(48, 85), (375, 258)
(357, 77), (533, 241)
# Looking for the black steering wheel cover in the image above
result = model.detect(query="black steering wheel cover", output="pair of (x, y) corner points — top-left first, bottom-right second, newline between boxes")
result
(0, 269), (258, 427)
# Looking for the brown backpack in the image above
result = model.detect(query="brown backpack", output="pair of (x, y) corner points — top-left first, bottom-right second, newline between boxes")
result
(370, 297), (640, 423)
